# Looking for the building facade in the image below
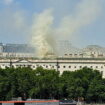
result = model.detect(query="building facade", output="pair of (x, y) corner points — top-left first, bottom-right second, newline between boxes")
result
(0, 43), (105, 77)
(0, 57), (105, 77)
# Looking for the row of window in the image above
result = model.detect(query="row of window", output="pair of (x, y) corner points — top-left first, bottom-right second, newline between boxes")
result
(15, 65), (105, 69)
(0, 64), (104, 69)
(58, 65), (104, 69)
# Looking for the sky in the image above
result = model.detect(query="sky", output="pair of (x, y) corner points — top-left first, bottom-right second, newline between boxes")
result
(0, 0), (105, 48)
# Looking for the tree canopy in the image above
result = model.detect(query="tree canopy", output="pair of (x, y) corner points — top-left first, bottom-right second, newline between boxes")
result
(0, 66), (104, 102)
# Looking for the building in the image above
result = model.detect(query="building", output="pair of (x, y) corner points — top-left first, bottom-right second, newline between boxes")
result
(0, 43), (105, 77)
(0, 43), (3, 53)
(3, 44), (35, 53)
(0, 57), (105, 77)
(57, 40), (82, 56)
(0, 43), (35, 58)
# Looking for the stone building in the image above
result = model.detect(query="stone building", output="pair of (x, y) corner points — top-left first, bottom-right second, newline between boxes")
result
(0, 57), (105, 78)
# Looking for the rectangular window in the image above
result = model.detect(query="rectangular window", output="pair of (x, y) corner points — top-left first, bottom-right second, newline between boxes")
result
(69, 66), (71, 68)
(33, 66), (35, 68)
(58, 66), (60, 68)
(96, 66), (98, 68)
(101, 66), (103, 69)
(80, 66), (82, 68)
(91, 66), (93, 68)
(63, 66), (66, 68)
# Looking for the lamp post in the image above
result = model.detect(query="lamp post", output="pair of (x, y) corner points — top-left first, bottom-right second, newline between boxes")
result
(10, 58), (12, 68)
(56, 57), (59, 71)
(9, 54), (14, 68)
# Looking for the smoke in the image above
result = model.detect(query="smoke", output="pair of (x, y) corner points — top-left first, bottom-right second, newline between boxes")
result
(30, 0), (102, 58)
(31, 9), (56, 58)
(56, 0), (101, 38)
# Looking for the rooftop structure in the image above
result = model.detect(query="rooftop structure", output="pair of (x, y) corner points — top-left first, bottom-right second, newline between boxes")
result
(3, 44), (35, 53)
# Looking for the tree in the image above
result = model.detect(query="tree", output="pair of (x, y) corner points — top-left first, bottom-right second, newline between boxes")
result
(0, 66), (104, 102)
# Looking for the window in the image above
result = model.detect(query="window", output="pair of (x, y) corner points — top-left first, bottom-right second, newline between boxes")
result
(58, 66), (60, 68)
(5, 66), (8, 68)
(101, 66), (103, 69)
(63, 66), (66, 68)
(90, 66), (93, 68)
(74, 66), (76, 68)
(46, 65), (48, 68)
(33, 66), (35, 68)
(69, 66), (71, 68)
(96, 66), (98, 68)
(80, 66), (82, 68)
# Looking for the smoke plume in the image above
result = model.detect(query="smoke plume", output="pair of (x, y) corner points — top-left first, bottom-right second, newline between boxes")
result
(30, 0), (102, 57)
(56, 0), (101, 38)
(31, 9), (55, 58)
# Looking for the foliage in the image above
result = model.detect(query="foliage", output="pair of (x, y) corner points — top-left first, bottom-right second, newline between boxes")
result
(0, 66), (104, 102)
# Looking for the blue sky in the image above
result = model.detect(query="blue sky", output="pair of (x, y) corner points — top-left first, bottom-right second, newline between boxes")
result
(0, 0), (105, 48)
